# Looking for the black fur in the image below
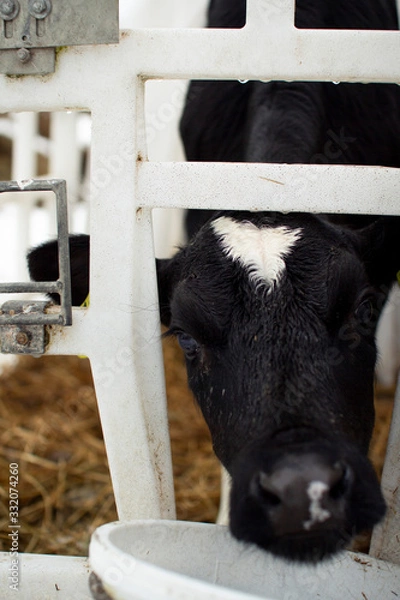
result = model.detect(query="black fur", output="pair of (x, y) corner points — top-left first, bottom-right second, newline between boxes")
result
(28, 235), (89, 307)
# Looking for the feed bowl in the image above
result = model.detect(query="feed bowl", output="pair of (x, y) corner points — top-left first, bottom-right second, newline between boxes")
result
(89, 520), (400, 600)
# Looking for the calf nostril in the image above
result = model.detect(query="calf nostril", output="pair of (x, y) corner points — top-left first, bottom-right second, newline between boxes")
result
(252, 472), (282, 507)
(329, 463), (353, 500)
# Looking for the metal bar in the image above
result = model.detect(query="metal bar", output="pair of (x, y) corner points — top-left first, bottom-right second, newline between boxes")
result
(55, 180), (72, 326)
(66, 76), (176, 521)
(0, 179), (65, 193)
(0, 281), (60, 293)
(0, 29), (398, 108)
(0, 313), (63, 325)
(133, 28), (400, 84)
(246, 0), (294, 29)
(137, 162), (400, 216)
(369, 373), (400, 565)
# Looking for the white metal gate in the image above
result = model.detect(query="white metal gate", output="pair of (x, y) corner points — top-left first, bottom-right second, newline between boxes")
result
(0, 1), (400, 598)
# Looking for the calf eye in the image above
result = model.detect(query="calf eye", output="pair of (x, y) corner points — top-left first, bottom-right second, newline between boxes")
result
(354, 297), (376, 325)
(176, 332), (200, 359)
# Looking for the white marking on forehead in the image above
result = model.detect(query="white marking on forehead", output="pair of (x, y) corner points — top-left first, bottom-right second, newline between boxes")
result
(211, 216), (302, 288)
(303, 481), (331, 531)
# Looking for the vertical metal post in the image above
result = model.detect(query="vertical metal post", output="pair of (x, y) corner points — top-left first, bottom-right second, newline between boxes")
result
(84, 72), (175, 521)
(369, 374), (400, 565)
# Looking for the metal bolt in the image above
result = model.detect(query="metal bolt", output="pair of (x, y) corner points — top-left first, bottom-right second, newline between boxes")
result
(33, 0), (45, 11)
(17, 48), (31, 63)
(15, 331), (30, 346)
(0, 0), (19, 20)
(28, 0), (51, 19)
(1, 0), (14, 14)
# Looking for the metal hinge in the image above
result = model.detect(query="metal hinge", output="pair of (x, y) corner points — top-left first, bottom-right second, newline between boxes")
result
(0, 0), (119, 75)
(0, 178), (72, 354)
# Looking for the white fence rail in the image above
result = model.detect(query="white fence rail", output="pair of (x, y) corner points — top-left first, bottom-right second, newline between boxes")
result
(0, 0), (399, 597)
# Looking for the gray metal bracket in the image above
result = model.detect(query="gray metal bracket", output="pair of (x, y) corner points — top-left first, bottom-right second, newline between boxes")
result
(0, 299), (50, 353)
(0, 0), (119, 75)
(0, 179), (72, 354)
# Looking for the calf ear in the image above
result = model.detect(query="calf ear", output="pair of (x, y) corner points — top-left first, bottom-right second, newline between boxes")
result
(356, 216), (400, 290)
(156, 256), (182, 327)
(28, 237), (181, 324)
(27, 234), (89, 306)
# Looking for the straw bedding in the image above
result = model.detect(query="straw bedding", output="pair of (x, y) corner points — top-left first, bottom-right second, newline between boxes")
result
(0, 334), (394, 557)
(0, 338), (220, 556)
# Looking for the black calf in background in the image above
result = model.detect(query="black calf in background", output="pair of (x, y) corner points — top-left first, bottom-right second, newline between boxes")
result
(181, 0), (400, 238)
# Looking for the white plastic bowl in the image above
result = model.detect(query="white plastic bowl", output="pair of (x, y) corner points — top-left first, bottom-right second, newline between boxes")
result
(89, 520), (400, 600)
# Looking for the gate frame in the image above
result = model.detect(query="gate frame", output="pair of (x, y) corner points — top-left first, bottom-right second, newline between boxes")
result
(0, 0), (399, 596)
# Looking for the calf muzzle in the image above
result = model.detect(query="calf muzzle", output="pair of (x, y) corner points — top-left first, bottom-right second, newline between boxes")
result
(229, 435), (386, 562)
(251, 454), (351, 537)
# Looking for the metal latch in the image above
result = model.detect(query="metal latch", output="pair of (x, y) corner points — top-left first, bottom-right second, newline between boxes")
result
(0, 0), (119, 75)
(0, 178), (72, 354)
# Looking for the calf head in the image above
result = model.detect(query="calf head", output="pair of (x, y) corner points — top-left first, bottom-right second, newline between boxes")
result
(158, 211), (389, 561)
(28, 211), (395, 562)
